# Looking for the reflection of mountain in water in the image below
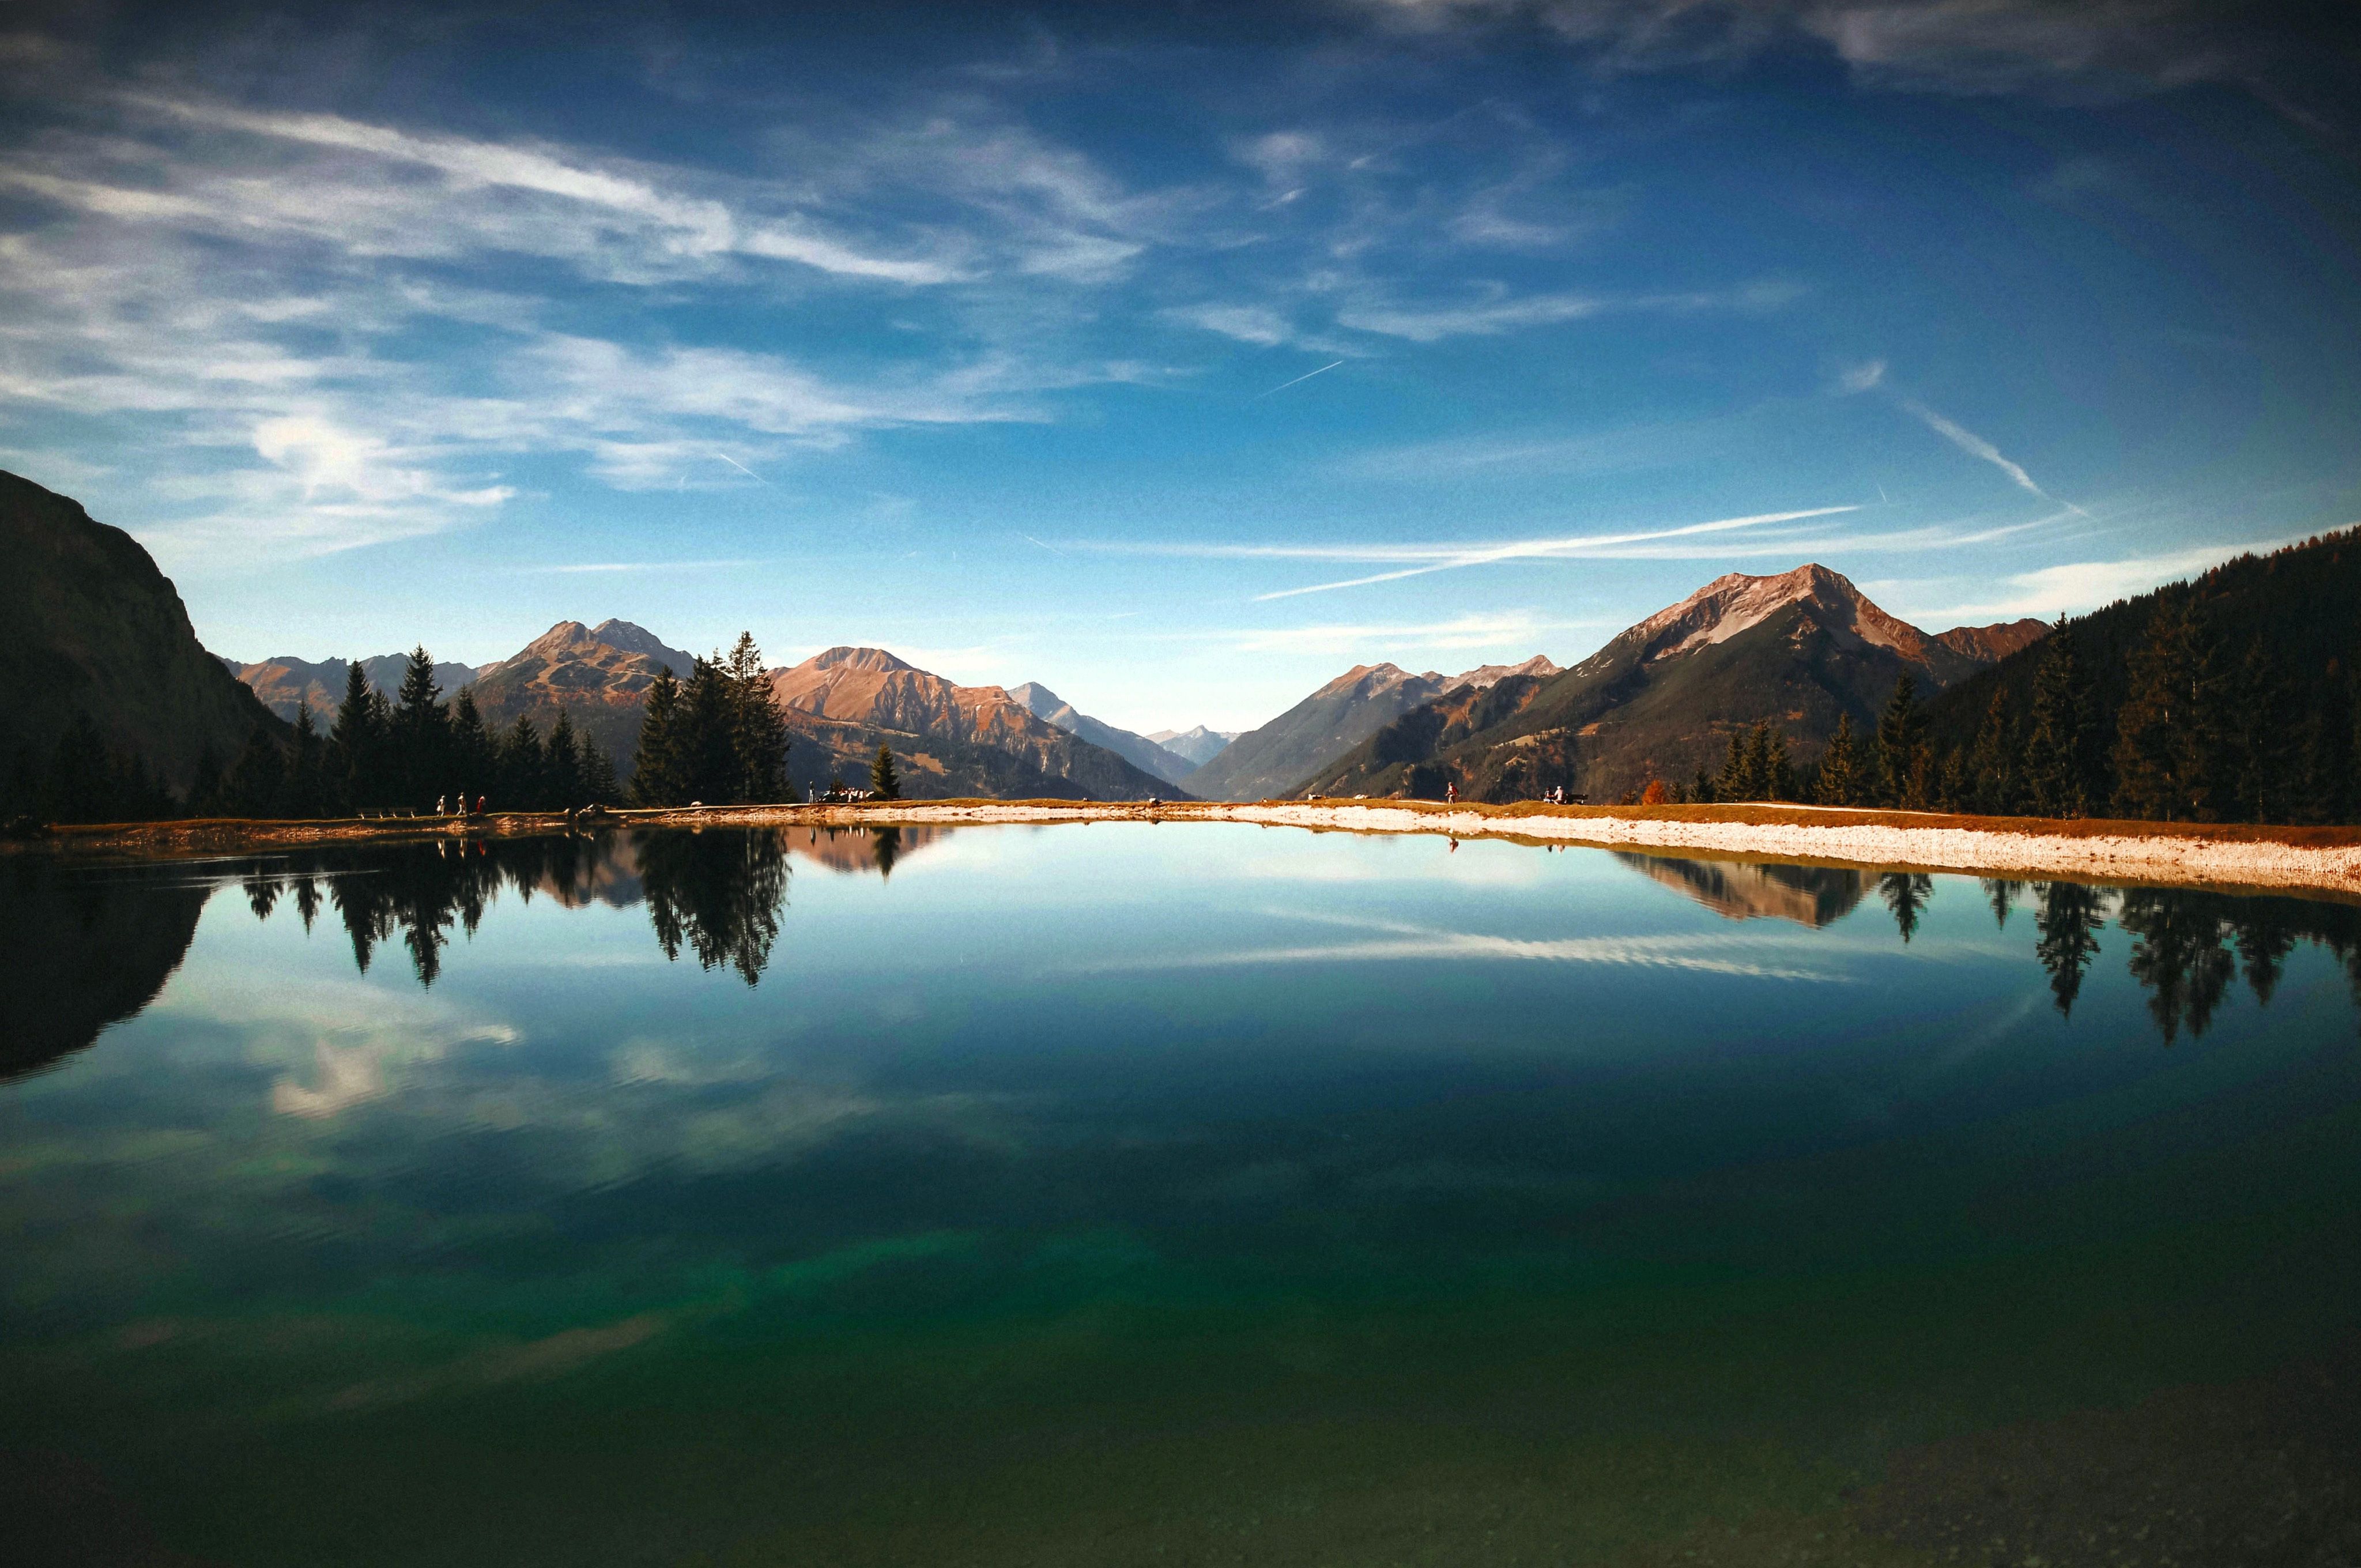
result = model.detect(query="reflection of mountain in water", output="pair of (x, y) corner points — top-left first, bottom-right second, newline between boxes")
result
(788, 824), (947, 879)
(1613, 853), (1866, 928)
(1, 860), (208, 1082)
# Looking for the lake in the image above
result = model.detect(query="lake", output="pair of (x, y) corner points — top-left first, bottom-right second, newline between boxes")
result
(5, 823), (2359, 1566)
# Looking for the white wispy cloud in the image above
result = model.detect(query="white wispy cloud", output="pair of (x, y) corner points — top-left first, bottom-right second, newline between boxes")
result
(1337, 280), (1798, 342)
(1898, 538), (2297, 621)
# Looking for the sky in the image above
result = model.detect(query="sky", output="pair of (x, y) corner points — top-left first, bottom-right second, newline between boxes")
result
(3, 0), (2359, 733)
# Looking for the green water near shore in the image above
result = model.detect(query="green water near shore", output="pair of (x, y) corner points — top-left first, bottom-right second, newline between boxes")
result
(4, 825), (2358, 1565)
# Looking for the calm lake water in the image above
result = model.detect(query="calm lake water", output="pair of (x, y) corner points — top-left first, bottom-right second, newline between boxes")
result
(5, 823), (2359, 1567)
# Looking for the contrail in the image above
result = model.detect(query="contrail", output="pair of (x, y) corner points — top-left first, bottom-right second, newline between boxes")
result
(1898, 398), (2084, 516)
(714, 451), (765, 483)
(1253, 504), (1858, 601)
(1021, 533), (1070, 557)
(1251, 360), (1345, 400)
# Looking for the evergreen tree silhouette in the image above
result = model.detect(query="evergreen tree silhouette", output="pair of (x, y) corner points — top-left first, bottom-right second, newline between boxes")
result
(870, 742), (900, 801)
(1879, 872), (1933, 943)
(327, 659), (377, 812)
(391, 647), (449, 809)
(1875, 676), (1928, 808)
(545, 710), (584, 806)
(2113, 597), (2226, 821)
(632, 666), (686, 806)
(1812, 712), (1866, 806)
(2033, 880), (2106, 1016)
(2021, 615), (2094, 818)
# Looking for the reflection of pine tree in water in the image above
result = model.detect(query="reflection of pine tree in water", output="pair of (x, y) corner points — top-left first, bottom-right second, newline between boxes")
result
(2119, 890), (2239, 1043)
(1981, 879), (2027, 930)
(871, 827), (901, 879)
(639, 828), (790, 985)
(1879, 873), (1933, 943)
(2231, 902), (2302, 1007)
(2033, 881), (2107, 1017)
(328, 837), (510, 985)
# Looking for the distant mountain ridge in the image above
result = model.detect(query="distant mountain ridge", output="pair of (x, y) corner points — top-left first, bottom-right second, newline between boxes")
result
(1306, 565), (2043, 803)
(1183, 656), (1556, 801)
(222, 653), (488, 720)
(772, 649), (1176, 800)
(1145, 725), (1237, 768)
(1007, 681), (1195, 785)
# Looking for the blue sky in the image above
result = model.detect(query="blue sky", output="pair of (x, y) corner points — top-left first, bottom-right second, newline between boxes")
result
(3, 0), (2358, 732)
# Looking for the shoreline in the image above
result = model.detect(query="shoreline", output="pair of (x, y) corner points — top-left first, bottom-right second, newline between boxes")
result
(13, 798), (2361, 898)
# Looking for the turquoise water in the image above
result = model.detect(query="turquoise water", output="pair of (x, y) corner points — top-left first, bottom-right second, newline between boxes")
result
(3, 824), (2359, 1566)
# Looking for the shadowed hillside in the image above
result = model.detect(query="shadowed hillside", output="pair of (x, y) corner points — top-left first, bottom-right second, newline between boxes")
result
(1, 470), (281, 794)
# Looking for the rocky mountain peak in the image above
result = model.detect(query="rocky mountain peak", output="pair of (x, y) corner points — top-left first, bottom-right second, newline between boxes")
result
(808, 646), (917, 674)
(1447, 654), (1562, 691)
(1625, 563), (1935, 665)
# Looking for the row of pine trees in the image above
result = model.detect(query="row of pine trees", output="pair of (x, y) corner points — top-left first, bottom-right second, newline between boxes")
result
(1662, 605), (2359, 824)
(2, 634), (807, 826)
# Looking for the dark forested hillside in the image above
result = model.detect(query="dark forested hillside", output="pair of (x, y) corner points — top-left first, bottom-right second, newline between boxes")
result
(1925, 530), (2361, 824)
(1, 470), (281, 815)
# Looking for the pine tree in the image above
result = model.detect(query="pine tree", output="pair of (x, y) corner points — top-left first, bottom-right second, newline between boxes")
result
(677, 657), (735, 804)
(870, 742), (901, 801)
(327, 659), (377, 813)
(392, 646), (450, 808)
(1812, 712), (1866, 807)
(1967, 688), (2020, 816)
(2112, 597), (2225, 821)
(723, 633), (790, 804)
(2295, 658), (2356, 825)
(1936, 745), (1970, 812)
(286, 699), (324, 817)
(1766, 728), (1794, 801)
(224, 728), (285, 817)
(632, 666), (685, 806)
(580, 740), (621, 806)
(2222, 634), (2292, 823)
(2021, 616), (2093, 818)
(1691, 766), (1715, 805)
(500, 715), (545, 810)
(1875, 676), (1928, 808)
(450, 688), (493, 807)
(1715, 730), (1752, 801)
(545, 710), (584, 806)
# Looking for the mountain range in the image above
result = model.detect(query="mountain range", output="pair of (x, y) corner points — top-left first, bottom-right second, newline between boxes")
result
(5, 468), (2071, 817)
(1008, 683), (1198, 785)
(1179, 655), (1563, 801)
(1300, 566), (2043, 803)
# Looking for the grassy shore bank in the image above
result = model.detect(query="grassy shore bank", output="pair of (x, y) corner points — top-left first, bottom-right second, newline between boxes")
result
(11, 798), (2361, 897)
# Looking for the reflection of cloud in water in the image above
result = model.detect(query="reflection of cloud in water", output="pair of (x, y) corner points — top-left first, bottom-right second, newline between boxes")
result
(152, 971), (519, 1119)
(1070, 911), (1842, 982)
(1613, 854), (1868, 928)
(273, 1041), (388, 1118)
